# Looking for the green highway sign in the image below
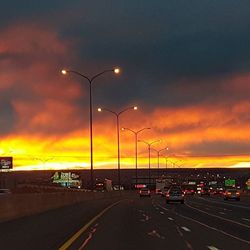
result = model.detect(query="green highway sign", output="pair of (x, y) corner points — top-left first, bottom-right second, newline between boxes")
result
(225, 179), (236, 187)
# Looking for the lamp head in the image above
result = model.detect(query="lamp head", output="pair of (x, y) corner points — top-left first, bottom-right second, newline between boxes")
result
(97, 108), (102, 112)
(114, 68), (120, 74)
(61, 69), (67, 75)
(133, 106), (138, 110)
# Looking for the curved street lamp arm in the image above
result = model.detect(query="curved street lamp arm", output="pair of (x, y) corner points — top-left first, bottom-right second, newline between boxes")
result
(123, 127), (150, 135)
(138, 139), (150, 146)
(90, 69), (115, 82)
(101, 108), (118, 116)
(137, 127), (151, 134)
(65, 70), (91, 82)
(118, 106), (136, 116)
(122, 127), (136, 134)
(150, 139), (161, 146)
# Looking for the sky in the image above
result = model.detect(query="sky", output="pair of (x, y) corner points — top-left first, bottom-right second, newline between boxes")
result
(0, 0), (250, 170)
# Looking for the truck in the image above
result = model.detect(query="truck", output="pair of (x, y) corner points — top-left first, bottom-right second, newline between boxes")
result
(155, 177), (172, 195)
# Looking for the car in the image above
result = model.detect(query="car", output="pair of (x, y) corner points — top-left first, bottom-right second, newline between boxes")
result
(155, 188), (162, 195)
(139, 188), (151, 197)
(161, 186), (170, 197)
(166, 186), (185, 204)
(0, 189), (11, 195)
(184, 188), (195, 195)
(200, 187), (210, 196)
(210, 188), (224, 195)
(223, 189), (240, 201)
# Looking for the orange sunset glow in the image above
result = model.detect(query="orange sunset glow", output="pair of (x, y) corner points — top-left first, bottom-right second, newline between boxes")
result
(1, 19), (250, 171)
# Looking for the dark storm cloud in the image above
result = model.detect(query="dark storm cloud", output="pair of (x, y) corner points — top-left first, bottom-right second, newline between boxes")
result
(52, 0), (250, 108)
(1, 0), (250, 129)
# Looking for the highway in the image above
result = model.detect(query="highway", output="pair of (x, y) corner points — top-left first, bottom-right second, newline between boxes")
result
(0, 193), (249, 250)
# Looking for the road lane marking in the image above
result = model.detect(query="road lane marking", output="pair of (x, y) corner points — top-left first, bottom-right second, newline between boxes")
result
(168, 217), (174, 221)
(207, 246), (219, 250)
(160, 211), (164, 215)
(185, 240), (193, 250)
(181, 226), (191, 232)
(176, 225), (183, 237)
(198, 197), (250, 210)
(157, 203), (250, 245)
(147, 230), (165, 239)
(242, 218), (250, 222)
(186, 203), (250, 228)
(58, 200), (122, 250)
(79, 226), (97, 250)
(219, 212), (225, 215)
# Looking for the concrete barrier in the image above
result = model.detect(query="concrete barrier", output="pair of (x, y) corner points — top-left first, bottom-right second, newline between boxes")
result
(0, 191), (128, 223)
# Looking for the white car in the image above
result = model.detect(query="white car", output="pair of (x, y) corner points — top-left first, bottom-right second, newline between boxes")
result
(166, 186), (185, 204)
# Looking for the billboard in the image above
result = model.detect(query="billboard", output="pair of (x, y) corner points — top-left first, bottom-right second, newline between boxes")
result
(0, 157), (13, 169)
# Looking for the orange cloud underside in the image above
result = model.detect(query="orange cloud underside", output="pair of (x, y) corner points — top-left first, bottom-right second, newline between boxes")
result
(0, 24), (250, 170)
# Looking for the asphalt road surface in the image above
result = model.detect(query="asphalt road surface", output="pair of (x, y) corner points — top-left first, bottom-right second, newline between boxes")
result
(0, 192), (249, 250)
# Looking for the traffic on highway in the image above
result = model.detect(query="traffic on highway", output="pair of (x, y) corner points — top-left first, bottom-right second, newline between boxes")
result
(0, 183), (249, 250)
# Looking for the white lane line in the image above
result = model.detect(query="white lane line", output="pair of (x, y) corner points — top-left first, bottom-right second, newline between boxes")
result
(168, 217), (174, 221)
(176, 225), (183, 237)
(223, 208), (232, 212)
(157, 203), (250, 245)
(242, 218), (250, 222)
(198, 197), (250, 210)
(181, 226), (191, 232)
(207, 246), (219, 250)
(160, 211), (165, 215)
(219, 212), (226, 215)
(186, 203), (250, 228)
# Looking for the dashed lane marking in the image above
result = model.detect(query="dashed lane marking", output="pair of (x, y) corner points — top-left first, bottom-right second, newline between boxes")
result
(198, 197), (250, 210)
(219, 212), (226, 215)
(157, 203), (250, 245)
(168, 217), (174, 221)
(176, 225), (183, 237)
(207, 246), (219, 250)
(185, 203), (250, 228)
(160, 211), (164, 215)
(181, 226), (191, 232)
(242, 218), (250, 222)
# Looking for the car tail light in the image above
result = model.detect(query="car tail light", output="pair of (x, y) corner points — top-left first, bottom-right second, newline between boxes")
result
(236, 192), (240, 195)
(166, 194), (170, 197)
(227, 192), (231, 195)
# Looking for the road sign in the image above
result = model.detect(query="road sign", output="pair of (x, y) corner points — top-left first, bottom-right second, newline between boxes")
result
(0, 157), (13, 169)
(225, 179), (235, 187)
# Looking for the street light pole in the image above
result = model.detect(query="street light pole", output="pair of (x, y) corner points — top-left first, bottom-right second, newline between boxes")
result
(151, 147), (168, 178)
(62, 68), (120, 191)
(122, 127), (151, 188)
(138, 139), (161, 186)
(98, 106), (137, 190)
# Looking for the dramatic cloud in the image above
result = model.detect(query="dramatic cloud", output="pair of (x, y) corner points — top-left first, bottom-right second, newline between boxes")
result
(0, 1), (250, 169)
